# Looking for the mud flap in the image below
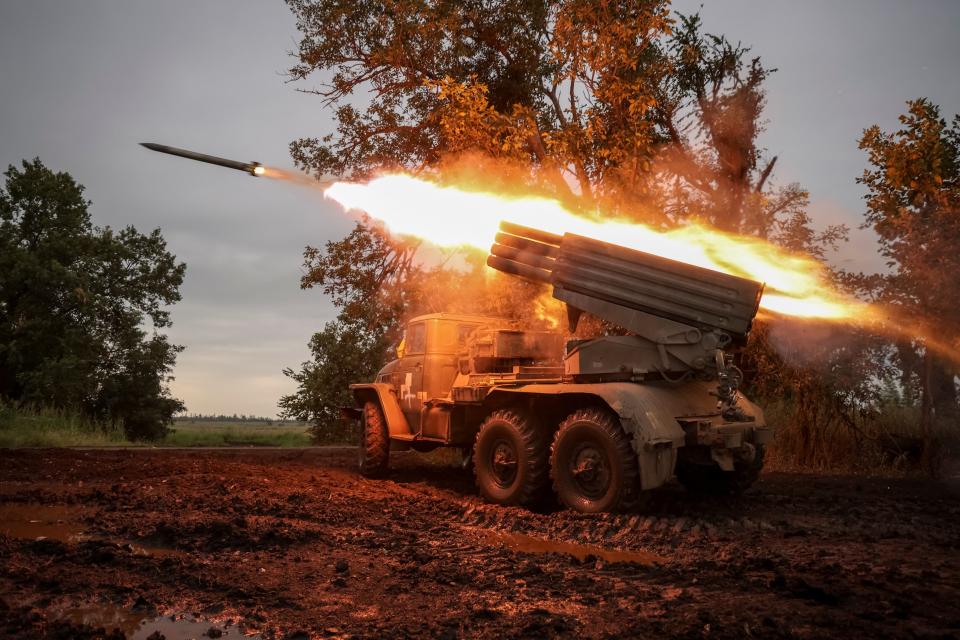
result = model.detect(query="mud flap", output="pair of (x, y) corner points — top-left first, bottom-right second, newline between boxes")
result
(638, 444), (678, 489)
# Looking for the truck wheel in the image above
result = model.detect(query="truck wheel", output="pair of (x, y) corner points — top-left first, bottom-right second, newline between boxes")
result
(358, 401), (389, 477)
(676, 445), (765, 495)
(473, 410), (548, 506)
(550, 408), (640, 513)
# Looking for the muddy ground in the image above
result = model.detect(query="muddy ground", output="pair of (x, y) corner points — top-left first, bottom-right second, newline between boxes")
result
(1, 448), (958, 639)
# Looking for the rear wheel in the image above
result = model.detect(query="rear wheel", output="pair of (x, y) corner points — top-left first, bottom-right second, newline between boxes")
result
(473, 410), (548, 506)
(358, 401), (389, 477)
(550, 408), (640, 513)
(676, 444), (765, 495)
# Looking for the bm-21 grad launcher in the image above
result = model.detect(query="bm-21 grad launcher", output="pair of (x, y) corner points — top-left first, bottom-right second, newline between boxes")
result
(348, 221), (772, 513)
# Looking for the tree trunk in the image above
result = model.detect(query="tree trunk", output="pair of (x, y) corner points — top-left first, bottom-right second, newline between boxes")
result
(930, 356), (959, 423)
(919, 351), (935, 475)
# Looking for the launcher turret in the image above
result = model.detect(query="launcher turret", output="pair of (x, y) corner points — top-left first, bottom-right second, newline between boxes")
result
(487, 222), (765, 417)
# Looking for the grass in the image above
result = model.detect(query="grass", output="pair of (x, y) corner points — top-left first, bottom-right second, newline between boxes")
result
(0, 405), (130, 447)
(8, 399), (950, 474)
(163, 421), (313, 447)
(0, 404), (313, 448)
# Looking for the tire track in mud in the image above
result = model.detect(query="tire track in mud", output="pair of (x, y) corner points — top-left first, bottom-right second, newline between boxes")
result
(1, 449), (959, 639)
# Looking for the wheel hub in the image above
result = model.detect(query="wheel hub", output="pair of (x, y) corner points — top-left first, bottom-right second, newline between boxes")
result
(569, 444), (610, 498)
(490, 440), (518, 488)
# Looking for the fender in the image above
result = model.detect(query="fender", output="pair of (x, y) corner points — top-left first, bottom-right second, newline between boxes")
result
(349, 383), (412, 438)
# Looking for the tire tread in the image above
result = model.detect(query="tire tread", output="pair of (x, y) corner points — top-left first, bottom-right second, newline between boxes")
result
(550, 408), (641, 513)
(473, 409), (549, 506)
(359, 401), (389, 477)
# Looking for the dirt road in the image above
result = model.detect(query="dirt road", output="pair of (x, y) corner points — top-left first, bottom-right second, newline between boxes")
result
(1, 448), (958, 639)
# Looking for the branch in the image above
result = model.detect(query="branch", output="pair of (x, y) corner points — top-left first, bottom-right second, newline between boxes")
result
(541, 83), (568, 127)
(767, 189), (807, 217)
(525, 122), (579, 201)
(755, 155), (777, 193)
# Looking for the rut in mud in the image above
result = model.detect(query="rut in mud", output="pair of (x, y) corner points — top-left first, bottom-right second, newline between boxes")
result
(1, 448), (958, 639)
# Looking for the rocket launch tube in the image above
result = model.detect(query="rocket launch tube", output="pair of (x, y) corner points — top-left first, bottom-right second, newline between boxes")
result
(485, 255), (553, 284)
(489, 243), (557, 271)
(488, 220), (764, 337)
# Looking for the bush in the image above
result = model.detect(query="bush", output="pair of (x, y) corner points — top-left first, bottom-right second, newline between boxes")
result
(308, 418), (359, 446)
(763, 398), (955, 476)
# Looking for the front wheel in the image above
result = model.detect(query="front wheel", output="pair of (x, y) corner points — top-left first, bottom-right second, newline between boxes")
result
(473, 410), (548, 506)
(358, 401), (389, 477)
(550, 408), (640, 513)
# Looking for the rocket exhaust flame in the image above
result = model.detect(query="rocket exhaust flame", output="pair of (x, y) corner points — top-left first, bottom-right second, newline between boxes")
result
(322, 174), (866, 321)
(322, 175), (960, 363)
(136, 141), (958, 361)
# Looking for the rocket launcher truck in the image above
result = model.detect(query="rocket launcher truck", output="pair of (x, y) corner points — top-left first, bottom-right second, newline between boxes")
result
(347, 222), (772, 513)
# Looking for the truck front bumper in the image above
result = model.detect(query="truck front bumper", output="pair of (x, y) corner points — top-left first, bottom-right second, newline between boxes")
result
(679, 418), (773, 471)
(686, 420), (773, 449)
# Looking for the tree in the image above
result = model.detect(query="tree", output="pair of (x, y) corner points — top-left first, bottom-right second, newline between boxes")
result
(279, 223), (414, 439)
(856, 99), (960, 466)
(286, 2), (842, 240)
(655, 13), (847, 251)
(0, 159), (185, 439)
(281, 1), (845, 438)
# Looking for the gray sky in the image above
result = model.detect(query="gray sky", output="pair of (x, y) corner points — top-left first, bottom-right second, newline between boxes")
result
(1, 1), (958, 417)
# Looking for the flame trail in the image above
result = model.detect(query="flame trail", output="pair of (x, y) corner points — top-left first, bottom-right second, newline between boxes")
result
(322, 174), (868, 321)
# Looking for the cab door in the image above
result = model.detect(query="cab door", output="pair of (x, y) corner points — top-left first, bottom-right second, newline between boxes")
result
(394, 321), (426, 429)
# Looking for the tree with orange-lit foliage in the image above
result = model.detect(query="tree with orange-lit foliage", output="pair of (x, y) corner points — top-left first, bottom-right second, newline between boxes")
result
(280, 1), (848, 441)
(855, 99), (960, 469)
(279, 223), (416, 438)
(285, 2), (840, 246)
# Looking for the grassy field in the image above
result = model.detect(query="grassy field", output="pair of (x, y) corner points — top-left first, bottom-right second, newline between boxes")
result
(0, 405), (313, 448)
(164, 421), (312, 447)
(0, 405), (129, 447)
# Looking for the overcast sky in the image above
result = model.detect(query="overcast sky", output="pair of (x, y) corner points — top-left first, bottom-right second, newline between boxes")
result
(1, 1), (958, 417)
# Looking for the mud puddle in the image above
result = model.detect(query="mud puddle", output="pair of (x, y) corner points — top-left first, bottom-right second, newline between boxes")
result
(479, 529), (664, 565)
(0, 502), (179, 557)
(0, 503), (88, 542)
(54, 602), (259, 639)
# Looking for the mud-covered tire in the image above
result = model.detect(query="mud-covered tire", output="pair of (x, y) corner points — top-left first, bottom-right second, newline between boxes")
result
(358, 401), (389, 477)
(676, 444), (765, 495)
(550, 408), (640, 513)
(473, 410), (549, 506)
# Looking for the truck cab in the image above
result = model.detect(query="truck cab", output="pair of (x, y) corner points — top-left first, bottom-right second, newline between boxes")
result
(359, 313), (506, 442)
